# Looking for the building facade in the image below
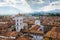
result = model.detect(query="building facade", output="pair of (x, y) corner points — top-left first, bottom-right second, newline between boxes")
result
(13, 14), (24, 32)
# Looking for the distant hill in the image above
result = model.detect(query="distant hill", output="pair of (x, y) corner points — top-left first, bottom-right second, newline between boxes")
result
(48, 9), (60, 13)
(30, 9), (60, 16)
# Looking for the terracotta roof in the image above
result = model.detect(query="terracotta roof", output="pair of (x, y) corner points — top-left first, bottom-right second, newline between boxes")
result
(45, 27), (60, 39)
(0, 31), (18, 37)
(40, 16), (60, 26)
(29, 25), (40, 31)
(0, 19), (15, 29)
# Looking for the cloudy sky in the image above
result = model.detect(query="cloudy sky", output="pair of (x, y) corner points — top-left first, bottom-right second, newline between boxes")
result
(0, 0), (60, 15)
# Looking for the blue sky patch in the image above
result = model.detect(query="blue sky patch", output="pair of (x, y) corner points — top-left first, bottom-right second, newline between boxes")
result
(0, 0), (4, 2)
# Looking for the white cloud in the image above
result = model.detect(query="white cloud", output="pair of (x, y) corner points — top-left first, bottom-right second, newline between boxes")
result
(0, 0), (34, 14)
(40, 1), (60, 12)
(0, 0), (11, 6)
(50, 1), (60, 6)
(31, 0), (44, 4)
(12, 0), (33, 13)
(0, 0), (60, 14)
